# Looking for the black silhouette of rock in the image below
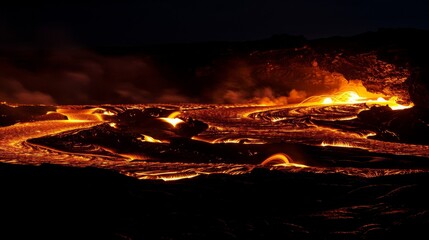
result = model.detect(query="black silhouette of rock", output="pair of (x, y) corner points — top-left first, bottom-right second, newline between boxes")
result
(408, 66), (429, 111)
(175, 117), (208, 138)
(358, 106), (429, 144)
(2, 162), (429, 240)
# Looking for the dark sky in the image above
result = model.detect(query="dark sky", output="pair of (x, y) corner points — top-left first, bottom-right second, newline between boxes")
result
(1, 0), (428, 46)
(1, 0), (428, 104)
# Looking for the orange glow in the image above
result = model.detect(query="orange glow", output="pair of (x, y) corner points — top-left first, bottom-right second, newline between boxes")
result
(312, 90), (413, 110)
(140, 173), (201, 181)
(158, 111), (185, 127)
(261, 153), (308, 168)
(137, 134), (163, 143)
(363, 132), (377, 138)
(367, 96), (414, 110)
(56, 107), (107, 121)
(2, 103), (429, 183)
(102, 110), (115, 116)
(317, 91), (373, 105)
(159, 117), (184, 127)
(261, 153), (290, 164)
(321, 141), (364, 149)
(294, 80), (414, 110)
(212, 137), (266, 144)
(322, 97), (333, 104)
(117, 153), (146, 161)
(167, 111), (182, 118)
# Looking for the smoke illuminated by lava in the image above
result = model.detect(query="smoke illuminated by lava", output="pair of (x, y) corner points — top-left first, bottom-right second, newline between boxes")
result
(1, 30), (429, 183)
(0, 37), (413, 108)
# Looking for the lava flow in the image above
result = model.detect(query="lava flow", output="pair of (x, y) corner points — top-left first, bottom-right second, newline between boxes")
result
(1, 79), (428, 181)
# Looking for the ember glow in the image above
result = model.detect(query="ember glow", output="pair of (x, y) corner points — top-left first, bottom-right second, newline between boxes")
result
(300, 80), (413, 110)
(2, 4), (429, 236)
(1, 85), (428, 181)
(0, 55), (428, 181)
(159, 117), (184, 128)
(56, 107), (107, 122)
(321, 140), (364, 149)
(318, 92), (413, 110)
(138, 134), (163, 143)
(261, 153), (308, 168)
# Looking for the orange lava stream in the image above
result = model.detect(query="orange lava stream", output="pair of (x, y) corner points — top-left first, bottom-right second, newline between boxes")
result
(261, 153), (308, 168)
(159, 111), (185, 127)
(295, 90), (413, 111)
(0, 120), (101, 162)
(1, 103), (428, 181)
(321, 141), (367, 149)
(0, 109), (256, 181)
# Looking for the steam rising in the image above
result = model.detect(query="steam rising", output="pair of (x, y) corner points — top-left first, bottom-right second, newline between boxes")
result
(0, 42), (409, 105)
(0, 79), (56, 104)
(0, 47), (191, 104)
(206, 58), (358, 105)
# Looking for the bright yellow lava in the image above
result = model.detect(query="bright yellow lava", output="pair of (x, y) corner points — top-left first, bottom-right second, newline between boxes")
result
(294, 80), (414, 110)
(140, 173), (201, 181)
(159, 117), (184, 128)
(57, 107), (113, 121)
(368, 96), (413, 110)
(322, 97), (333, 104)
(316, 91), (413, 110)
(167, 111), (182, 119)
(261, 153), (308, 168)
(158, 111), (185, 127)
(321, 141), (364, 149)
(212, 138), (266, 144)
(137, 134), (163, 143)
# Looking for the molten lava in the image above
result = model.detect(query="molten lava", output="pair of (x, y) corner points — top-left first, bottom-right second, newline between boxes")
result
(261, 153), (308, 168)
(289, 80), (414, 110)
(0, 74), (427, 183)
(160, 117), (184, 127)
(159, 111), (185, 127)
(318, 92), (413, 110)
(56, 107), (114, 122)
(138, 134), (163, 143)
(321, 141), (365, 149)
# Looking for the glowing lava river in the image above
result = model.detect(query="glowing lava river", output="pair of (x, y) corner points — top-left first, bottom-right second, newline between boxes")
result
(1, 92), (428, 181)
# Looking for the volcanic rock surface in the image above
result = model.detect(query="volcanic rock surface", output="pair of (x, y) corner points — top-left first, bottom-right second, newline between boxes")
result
(2, 29), (429, 240)
(2, 163), (429, 240)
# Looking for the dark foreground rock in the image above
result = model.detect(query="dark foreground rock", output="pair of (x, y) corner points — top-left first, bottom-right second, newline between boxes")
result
(1, 163), (429, 240)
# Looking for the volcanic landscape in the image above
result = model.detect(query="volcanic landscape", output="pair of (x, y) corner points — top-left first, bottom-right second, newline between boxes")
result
(1, 29), (429, 239)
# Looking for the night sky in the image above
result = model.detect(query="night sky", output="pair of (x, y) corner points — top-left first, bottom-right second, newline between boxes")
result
(1, 0), (428, 46)
(1, 0), (428, 104)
